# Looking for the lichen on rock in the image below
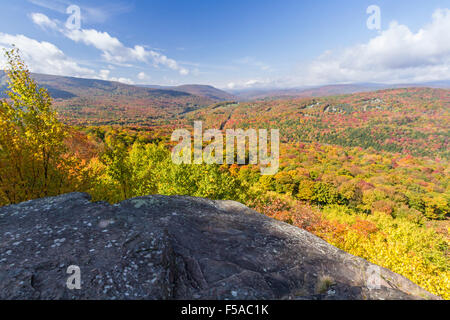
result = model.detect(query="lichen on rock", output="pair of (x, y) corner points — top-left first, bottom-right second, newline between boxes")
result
(0, 192), (440, 300)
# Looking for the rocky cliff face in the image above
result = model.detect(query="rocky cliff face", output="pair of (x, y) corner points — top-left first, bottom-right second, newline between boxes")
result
(0, 193), (439, 300)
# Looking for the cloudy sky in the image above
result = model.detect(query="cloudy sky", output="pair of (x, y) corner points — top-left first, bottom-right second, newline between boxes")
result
(0, 0), (449, 90)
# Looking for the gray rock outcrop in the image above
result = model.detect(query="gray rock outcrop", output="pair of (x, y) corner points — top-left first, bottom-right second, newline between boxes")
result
(0, 193), (439, 300)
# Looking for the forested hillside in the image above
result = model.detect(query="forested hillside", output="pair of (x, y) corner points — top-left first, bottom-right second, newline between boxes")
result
(185, 88), (450, 158)
(0, 72), (229, 125)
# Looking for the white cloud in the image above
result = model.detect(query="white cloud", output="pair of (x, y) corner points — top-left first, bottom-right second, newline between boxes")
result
(112, 77), (134, 85)
(99, 69), (134, 85)
(244, 79), (260, 86)
(235, 57), (271, 71)
(99, 69), (111, 80)
(137, 71), (149, 81)
(179, 67), (189, 76)
(27, 0), (133, 23)
(224, 78), (276, 90)
(30, 12), (59, 30)
(29, 13), (189, 76)
(25, 8), (450, 88)
(227, 9), (450, 89)
(0, 33), (134, 85)
(65, 28), (189, 75)
(66, 29), (123, 54)
(0, 33), (96, 78)
(303, 8), (450, 85)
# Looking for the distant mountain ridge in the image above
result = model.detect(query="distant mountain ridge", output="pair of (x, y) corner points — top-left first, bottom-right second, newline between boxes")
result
(2, 71), (448, 103)
(231, 81), (450, 101)
(0, 72), (234, 125)
(138, 84), (237, 101)
(0, 72), (234, 101)
(1, 71), (449, 126)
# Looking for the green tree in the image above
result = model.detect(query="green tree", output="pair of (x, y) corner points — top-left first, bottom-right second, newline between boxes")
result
(101, 135), (133, 201)
(129, 142), (168, 196)
(312, 182), (339, 205)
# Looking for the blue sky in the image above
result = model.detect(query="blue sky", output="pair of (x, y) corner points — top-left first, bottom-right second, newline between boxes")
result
(0, 0), (449, 90)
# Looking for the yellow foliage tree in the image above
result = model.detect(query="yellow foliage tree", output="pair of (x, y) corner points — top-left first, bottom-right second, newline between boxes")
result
(0, 47), (70, 204)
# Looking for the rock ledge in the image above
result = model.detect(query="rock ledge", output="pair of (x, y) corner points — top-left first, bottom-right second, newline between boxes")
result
(0, 193), (439, 300)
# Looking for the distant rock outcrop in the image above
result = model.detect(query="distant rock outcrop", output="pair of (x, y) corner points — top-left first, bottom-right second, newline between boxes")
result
(0, 193), (439, 300)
